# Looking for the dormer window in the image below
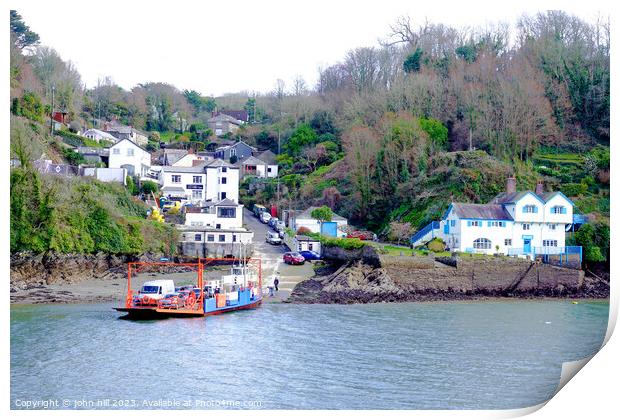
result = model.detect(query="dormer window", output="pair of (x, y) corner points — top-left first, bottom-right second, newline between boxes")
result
(523, 205), (538, 214)
(551, 206), (567, 214)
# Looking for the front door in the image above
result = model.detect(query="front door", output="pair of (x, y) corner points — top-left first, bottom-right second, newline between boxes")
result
(523, 238), (532, 253)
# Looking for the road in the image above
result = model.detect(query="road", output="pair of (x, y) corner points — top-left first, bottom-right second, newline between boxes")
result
(243, 208), (314, 302)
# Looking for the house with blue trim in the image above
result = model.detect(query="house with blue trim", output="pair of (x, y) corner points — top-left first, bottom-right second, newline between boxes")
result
(411, 177), (584, 264)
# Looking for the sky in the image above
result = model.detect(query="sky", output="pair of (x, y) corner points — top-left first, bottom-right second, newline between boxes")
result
(11, 0), (609, 97)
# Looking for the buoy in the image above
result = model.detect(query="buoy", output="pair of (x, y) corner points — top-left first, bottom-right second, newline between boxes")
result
(572, 301), (579, 304)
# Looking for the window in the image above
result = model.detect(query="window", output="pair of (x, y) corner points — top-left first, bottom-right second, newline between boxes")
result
(221, 167), (227, 173)
(218, 207), (236, 218)
(112, 148), (120, 155)
(268, 167), (272, 173)
(192, 190), (202, 199)
(487, 221), (505, 227)
(194, 234), (202, 242)
(504, 239), (512, 246)
(450, 220), (456, 227)
(172, 175), (181, 183)
(216, 224), (221, 229)
(523, 205), (538, 213)
(220, 192), (227, 200)
(522, 223), (530, 230)
(127, 148), (134, 157)
(467, 220), (481, 227)
(219, 234), (226, 242)
(543, 240), (558, 247)
(473, 238), (492, 249)
(548, 224), (556, 230)
(193, 176), (202, 183)
(207, 235), (215, 242)
(231, 149), (236, 156)
(551, 206), (567, 214)
(221, 177), (227, 184)
(232, 235), (237, 242)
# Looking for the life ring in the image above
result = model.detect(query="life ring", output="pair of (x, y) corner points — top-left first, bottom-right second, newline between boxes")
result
(186, 296), (196, 308)
(142, 295), (151, 305)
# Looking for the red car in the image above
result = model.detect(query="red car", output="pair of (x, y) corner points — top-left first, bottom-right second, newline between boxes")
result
(283, 252), (305, 265)
(347, 231), (374, 240)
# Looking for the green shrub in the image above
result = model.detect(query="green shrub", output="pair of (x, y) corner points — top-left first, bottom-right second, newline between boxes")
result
(561, 183), (588, 197)
(140, 180), (159, 195)
(427, 238), (445, 252)
(320, 236), (364, 250)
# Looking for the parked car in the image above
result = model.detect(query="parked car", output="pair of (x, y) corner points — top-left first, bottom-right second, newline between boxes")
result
(159, 293), (181, 309)
(275, 220), (285, 231)
(268, 217), (279, 229)
(346, 230), (375, 240)
(299, 250), (321, 261)
(266, 232), (282, 245)
(283, 252), (305, 265)
(260, 212), (272, 224)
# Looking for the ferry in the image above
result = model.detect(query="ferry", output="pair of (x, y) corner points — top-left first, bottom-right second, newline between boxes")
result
(114, 258), (262, 319)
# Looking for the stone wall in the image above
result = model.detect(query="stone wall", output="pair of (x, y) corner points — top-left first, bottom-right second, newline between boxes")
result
(380, 255), (583, 294)
(288, 247), (592, 304)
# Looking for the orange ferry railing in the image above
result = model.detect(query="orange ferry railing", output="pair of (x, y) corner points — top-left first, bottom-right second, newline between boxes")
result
(125, 261), (203, 312)
(124, 258), (262, 312)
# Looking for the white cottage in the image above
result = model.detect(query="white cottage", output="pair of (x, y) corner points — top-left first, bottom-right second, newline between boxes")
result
(415, 178), (578, 259)
(107, 139), (151, 177)
(157, 159), (239, 204)
(292, 207), (348, 238)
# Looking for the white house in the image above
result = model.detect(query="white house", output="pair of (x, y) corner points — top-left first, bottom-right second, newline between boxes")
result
(184, 199), (244, 230)
(177, 225), (254, 258)
(292, 207), (348, 238)
(158, 159), (239, 204)
(255, 150), (278, 178)
(108, 139), (151, 177)
(294, 235), (321, 253)
(204, 159), (239, 203)
(239, 153), (278, 179)
(415, 178), (578, 260)
(83, 129), (119, 144)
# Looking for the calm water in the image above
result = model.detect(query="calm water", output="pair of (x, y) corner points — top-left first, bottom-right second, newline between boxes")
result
(11, 300), (609, 410)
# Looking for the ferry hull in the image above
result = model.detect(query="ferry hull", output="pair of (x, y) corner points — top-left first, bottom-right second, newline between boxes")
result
(114, 298), (262, 320)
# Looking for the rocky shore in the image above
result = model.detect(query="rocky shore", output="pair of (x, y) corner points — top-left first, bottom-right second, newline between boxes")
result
(10, 251), (183, 304)
(286, 246), (610, 304)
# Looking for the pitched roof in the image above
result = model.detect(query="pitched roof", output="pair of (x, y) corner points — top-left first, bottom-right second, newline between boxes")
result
(83, 129), (119, 141)
(218, 110), (249, 122)
(161, 163), (207, 173)
(238, 155), (266, 166)
(491, 190), (545, 205)
(207, 113), (242, 124)
(108, 138), (149, 154)
(205, 158), (238, 168)
(214, 198), (238, 206)
(449, 203), (513, 220)
(164, 150), (188, 165)
(296, 206), (347, 221)
(256, 150), (277, 164)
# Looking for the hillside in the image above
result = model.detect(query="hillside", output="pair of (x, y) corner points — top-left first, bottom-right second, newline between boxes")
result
(10, 164), (177, 255)
(8, 10), (610, 267)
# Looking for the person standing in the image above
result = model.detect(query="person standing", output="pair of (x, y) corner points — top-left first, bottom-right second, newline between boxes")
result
(274, 277), (280, 292)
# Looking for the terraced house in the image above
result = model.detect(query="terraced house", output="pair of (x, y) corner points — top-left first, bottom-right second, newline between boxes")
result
(412, 177), (585, 264)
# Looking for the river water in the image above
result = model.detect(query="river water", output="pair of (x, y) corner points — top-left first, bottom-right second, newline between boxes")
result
(11, 300), (609, 410)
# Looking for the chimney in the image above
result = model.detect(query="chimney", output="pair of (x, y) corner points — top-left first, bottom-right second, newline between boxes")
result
(506, 176), (516, 194)
(535, 180), (544, 196)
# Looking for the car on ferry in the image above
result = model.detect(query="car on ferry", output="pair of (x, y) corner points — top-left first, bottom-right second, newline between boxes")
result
(283, 252), (305, 265)
(132, 280), (176, 306)
(159, 293), (181, 309)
